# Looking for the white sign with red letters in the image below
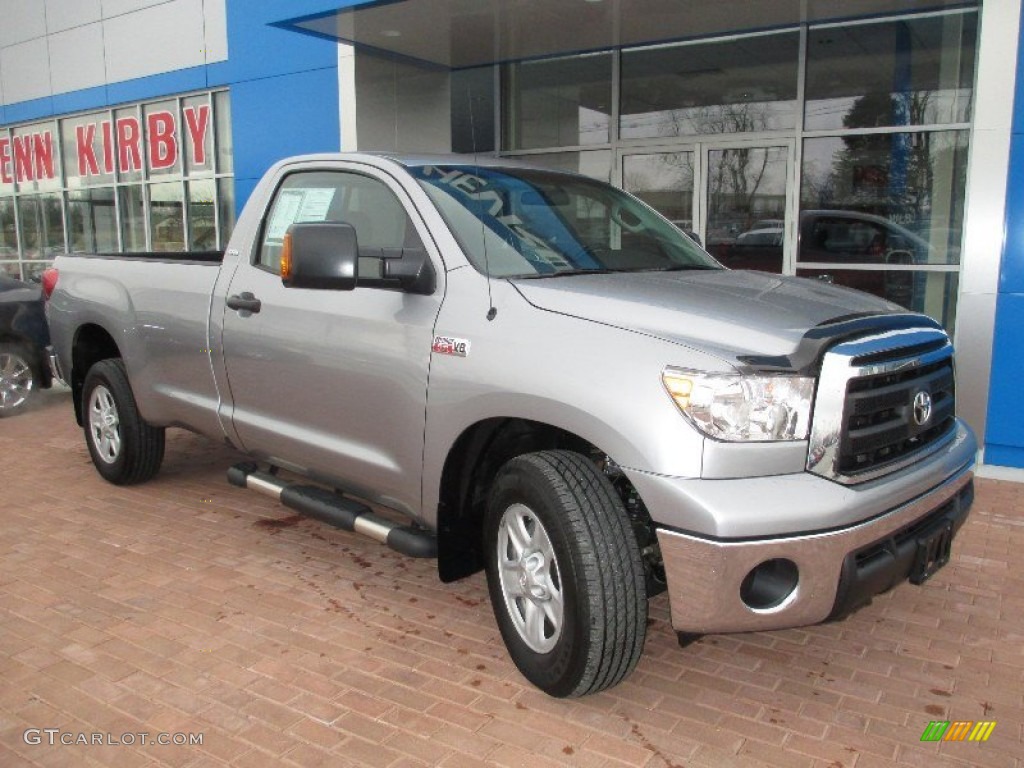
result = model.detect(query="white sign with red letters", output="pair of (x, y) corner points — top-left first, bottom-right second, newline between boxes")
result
(0, 104), (212, 186)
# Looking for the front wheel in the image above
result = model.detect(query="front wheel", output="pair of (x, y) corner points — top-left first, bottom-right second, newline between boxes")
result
(485, 450), (647, 697)
(82, 358), (165, 485)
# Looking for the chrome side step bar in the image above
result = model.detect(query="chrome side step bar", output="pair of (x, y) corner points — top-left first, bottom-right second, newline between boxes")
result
(227, 463), (437, 558)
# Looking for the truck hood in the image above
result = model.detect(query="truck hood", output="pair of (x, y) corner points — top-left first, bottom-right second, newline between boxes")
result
(511, 269), (901, 363)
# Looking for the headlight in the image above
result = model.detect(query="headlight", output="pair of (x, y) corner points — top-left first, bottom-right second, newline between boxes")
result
(662, 368), (815, 442)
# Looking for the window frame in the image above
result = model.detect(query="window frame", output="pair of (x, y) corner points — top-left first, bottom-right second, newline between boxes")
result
(253, 165), (432, 287)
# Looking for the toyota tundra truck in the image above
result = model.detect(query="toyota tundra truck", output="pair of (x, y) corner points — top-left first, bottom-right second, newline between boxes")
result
(44, 153), (977, 697)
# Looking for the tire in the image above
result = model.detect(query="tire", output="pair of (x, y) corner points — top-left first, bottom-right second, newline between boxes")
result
(0, 343), (37, 416)
(484, 450), (647, 697)
(82, 358), (165, 485)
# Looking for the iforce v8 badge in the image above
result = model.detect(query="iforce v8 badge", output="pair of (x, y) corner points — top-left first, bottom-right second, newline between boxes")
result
(432, 336), (471, 357)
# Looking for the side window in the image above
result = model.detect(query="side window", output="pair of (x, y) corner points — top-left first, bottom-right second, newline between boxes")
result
(257, 170), (424, 276)
(805, 218), (850, 259)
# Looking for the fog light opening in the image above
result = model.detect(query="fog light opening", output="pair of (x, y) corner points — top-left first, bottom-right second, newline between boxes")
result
(740, 558), (799, 611)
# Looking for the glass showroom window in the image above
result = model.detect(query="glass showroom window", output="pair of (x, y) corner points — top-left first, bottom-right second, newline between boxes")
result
(18, 194), (65, 260)
(799, 12), (975, 333)
(620, 32), (800, 139)
(797, 131), (968, 333)
(0, 89), (234, 281)
(502, 53), (613, 150)
(804, 14), (977, 132)
(515, 150), (614, 183)
(495, 8), (977, 333)
(119, 185), (147, 252)
(188, 179), (217, 250)
(1, 199), (19, 277)
(68, 188), (118, 253)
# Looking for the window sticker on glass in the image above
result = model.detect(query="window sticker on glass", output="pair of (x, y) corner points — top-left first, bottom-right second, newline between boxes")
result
(266, 188), (336, 242)
(266, 190), (303, 242)
(297, 188), (335, 222)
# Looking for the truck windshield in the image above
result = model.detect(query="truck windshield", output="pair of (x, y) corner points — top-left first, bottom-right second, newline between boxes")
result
(410, 165), (720, 278)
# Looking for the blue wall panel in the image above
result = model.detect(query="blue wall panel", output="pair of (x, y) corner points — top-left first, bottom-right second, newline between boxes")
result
(106, 67), (209, 107)
(986, 294), (1024, 464)
(231, 67), (341, 207)
(985, 6), (1024, 468)
(3, 96), (56, 124)
(1002, 134), (1024, 296)
(221, 0), (367, 84)
(222, 0), (348, 213)
(50, 86), (111, 117)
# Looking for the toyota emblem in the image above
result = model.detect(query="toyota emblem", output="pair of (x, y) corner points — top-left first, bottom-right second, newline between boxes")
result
(912, 390), (933, 426)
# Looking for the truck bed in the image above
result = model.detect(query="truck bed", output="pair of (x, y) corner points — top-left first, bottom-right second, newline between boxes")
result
(48, 251), (227, 438)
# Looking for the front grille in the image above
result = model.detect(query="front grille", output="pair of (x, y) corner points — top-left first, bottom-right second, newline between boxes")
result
(839, 355), (956, 475)
(806, 326), (958, 484)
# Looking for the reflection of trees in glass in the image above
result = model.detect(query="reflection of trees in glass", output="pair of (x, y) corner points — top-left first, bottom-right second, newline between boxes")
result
(43, 196), (64, 256)
(622, 153), (693, 226)
(189, 181), (217, 250)
(831, 92), (929, 221)
(706, 146), (787, 250)
(218, 178), (236, 249)
(668, 102), (771, 137)
(69, 203), (87, 251)
(812, 92), (961, 229)
(68, 191), (117, 253)
(0, 201), (18, 255)
(802, 165), (836, 208)
(658, 103), (781, 230)
(190, 202), (216, 250)
(707, 146), (771, 224)
(18, 195), (65, 258)
(623, 156), (692, 198)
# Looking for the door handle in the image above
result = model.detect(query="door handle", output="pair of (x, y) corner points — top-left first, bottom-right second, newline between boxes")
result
(226, 292), (262, 313)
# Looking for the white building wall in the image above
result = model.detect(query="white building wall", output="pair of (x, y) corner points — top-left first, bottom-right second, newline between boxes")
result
(353, 54), (452, 153)
(0, 0), (228, 107)
(956, 0), (1021, 448)
(339, 44), (358, 151)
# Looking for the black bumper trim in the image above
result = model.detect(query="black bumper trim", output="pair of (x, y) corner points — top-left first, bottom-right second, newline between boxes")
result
(827, 478), (974, 621)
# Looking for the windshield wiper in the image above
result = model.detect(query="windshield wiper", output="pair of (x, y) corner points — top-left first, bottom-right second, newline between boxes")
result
(516, 264), (718, 279)
(517, 268), (621, 279)
(652, 264), (719, 272)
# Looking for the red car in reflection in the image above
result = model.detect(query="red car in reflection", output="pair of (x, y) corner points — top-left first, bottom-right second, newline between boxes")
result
(717, 210), (937, 310)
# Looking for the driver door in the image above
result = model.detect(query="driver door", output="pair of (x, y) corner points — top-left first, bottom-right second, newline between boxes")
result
(220, 165), (443, 515)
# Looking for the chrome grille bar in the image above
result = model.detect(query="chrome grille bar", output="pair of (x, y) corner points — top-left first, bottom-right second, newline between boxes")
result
(807, 327), (956, 484)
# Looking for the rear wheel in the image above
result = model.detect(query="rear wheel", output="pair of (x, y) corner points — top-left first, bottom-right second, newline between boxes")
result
(485, 450), (647, 697)
(82, 358), (165, 484)
(0, 344), (37, 416)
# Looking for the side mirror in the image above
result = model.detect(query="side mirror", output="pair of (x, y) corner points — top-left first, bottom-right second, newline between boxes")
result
(381, 247), (435, 295)
(281, 222), (358, 290)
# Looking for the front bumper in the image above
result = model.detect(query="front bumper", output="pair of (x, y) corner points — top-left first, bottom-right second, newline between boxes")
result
(656, 465), (974, 634)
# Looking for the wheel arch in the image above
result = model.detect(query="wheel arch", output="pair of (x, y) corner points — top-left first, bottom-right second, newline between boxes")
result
(435, 417), (654, 584)
(71, 324), (122, 425)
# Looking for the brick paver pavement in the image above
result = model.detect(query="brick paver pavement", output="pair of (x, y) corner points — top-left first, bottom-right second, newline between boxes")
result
(1, 389), (1022, 767)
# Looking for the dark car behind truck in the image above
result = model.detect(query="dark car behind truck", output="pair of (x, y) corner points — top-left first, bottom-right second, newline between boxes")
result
(0, 275), (52, 415)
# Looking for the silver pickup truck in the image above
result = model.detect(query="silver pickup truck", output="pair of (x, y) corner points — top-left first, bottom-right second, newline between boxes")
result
(46, 153), (977, 697)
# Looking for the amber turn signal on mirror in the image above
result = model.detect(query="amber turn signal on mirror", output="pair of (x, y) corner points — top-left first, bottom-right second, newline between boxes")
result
(279, 232), (293, 283)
